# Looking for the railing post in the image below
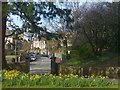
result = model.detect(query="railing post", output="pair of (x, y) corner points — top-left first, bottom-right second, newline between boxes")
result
(25, 54), (30, 73)
(51, 56), (57, 75)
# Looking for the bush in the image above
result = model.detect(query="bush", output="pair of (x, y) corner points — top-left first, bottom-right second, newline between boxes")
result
(5, 49), (14, 55)
(70, 43), (94, 59)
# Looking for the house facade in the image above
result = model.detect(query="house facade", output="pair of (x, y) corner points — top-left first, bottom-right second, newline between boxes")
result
(5, 30), (24, 54)
(31, 38), (47, 54)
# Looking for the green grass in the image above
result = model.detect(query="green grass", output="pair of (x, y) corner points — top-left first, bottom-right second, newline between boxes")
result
(63, 52), (119, 67)
(0, 82), (2, 89)
(6, 55), (20, 60)
(3, 84), (118, 88)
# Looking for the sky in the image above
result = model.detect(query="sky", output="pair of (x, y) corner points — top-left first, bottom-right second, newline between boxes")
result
(7, 0), (113, 27)
(7, 14), (23, 29)
(6, 0), (113, 40)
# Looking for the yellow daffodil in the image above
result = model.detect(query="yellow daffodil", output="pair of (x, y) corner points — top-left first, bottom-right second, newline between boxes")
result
(74, 75), (78, 78)
(102, 76), (105, 79)
(93, 79), (95, 81)
(81, 76), (84, 80)
(49, 74), (53, 77)
(59, 73), (62, 76)
(106, 76), (109, 78)
(59, 77), (62, 79)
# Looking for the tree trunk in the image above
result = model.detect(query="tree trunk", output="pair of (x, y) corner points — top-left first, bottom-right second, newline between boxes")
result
(2, 2), (9, 69)
(0, 2), (2, 70)
(82, 27), (97, 58)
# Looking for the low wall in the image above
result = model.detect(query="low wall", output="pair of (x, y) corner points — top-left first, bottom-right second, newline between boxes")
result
(60, 66), (120, 79)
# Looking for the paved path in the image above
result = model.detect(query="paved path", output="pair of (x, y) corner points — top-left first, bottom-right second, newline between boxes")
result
(30, 56), (51, 75)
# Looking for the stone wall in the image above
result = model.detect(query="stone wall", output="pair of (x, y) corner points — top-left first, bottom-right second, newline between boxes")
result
(60, 66), (120, 79)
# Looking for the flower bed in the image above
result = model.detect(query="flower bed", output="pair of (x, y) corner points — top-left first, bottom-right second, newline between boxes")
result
(1, 70), (118, 88)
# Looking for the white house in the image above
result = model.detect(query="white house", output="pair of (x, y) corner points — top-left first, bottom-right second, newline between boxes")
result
(5, 37), (14, 50)
(31, 38), (47, 54)
(33, 40), (46, 49)
(5, 30), (24, 51)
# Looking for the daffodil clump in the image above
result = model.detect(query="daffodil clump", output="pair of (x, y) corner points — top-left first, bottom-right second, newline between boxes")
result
(3, 70), (20, 80)
(1, 70), (118, 88)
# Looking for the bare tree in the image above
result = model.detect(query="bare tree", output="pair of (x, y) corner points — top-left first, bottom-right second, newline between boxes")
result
(73, 2), (119, 57)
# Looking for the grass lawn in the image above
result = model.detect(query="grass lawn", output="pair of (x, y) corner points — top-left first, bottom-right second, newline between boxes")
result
(0, 82), (2, 89)
(3, 84), (119, 88)
(63, 52), (119, 67)
(6, 55), (20, 61)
